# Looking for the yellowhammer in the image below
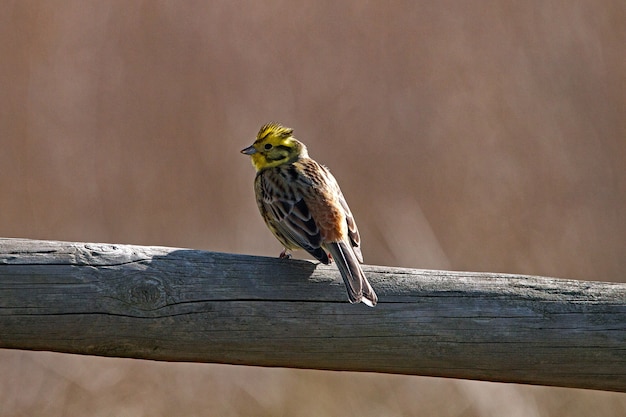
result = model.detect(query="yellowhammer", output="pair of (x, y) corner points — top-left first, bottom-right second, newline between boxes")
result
(241, 122), (378, 306)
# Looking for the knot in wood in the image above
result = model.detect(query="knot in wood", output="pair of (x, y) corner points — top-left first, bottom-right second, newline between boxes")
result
(128, 276), (167, 310)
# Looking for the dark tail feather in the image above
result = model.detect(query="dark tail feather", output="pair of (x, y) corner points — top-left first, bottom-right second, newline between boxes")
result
(326, 241), (378, 307)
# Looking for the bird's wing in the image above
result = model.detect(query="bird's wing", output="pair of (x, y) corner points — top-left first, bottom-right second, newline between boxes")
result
(257, 169), (330, 264)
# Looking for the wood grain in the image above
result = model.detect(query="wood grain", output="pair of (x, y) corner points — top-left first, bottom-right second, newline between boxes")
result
(1, 238), (624, 392)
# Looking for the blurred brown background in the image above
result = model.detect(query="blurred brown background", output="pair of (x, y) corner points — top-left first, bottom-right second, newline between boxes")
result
(1, 1), (625, 416)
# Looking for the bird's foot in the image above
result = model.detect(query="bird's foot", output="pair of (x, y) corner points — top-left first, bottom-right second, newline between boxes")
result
(279, 249), (292, 259)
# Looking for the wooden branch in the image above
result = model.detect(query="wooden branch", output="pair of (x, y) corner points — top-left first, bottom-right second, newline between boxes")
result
(1, 238), (625, 392)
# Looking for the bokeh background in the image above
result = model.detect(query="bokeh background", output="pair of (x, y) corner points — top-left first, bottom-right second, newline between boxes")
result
(1, 1), (625, 416)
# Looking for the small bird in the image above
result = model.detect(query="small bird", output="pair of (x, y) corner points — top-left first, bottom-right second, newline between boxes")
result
(241, 122), (377, 306)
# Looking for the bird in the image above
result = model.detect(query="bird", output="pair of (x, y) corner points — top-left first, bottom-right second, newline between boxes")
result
(241, 122), (377, 306)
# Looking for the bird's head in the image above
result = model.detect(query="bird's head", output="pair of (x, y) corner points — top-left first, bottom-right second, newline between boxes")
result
(241, 123), (307, 171)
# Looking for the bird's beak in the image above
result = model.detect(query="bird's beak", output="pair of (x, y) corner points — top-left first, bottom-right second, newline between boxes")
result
(241, 145), (257, 155)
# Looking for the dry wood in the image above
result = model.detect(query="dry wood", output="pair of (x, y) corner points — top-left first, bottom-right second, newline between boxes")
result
(1, 238), (625, 392)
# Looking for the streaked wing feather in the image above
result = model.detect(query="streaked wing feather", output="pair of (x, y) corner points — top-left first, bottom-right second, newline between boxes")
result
(258, 169), (329, 264)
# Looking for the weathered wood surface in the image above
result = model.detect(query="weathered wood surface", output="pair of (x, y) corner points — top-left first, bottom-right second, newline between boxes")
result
(0, 238), (625, 392)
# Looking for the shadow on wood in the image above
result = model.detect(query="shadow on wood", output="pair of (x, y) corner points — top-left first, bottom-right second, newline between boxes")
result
(1, 238), (625, 392)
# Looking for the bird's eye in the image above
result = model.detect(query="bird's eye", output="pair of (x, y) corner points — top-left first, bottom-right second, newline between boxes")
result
(264, 144), (272, 150)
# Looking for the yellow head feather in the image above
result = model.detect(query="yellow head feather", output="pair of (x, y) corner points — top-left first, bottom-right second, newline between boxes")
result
(241, 123), (308, 171)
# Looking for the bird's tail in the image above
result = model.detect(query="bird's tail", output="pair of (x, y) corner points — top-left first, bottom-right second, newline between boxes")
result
(326, 241), (378, 307)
